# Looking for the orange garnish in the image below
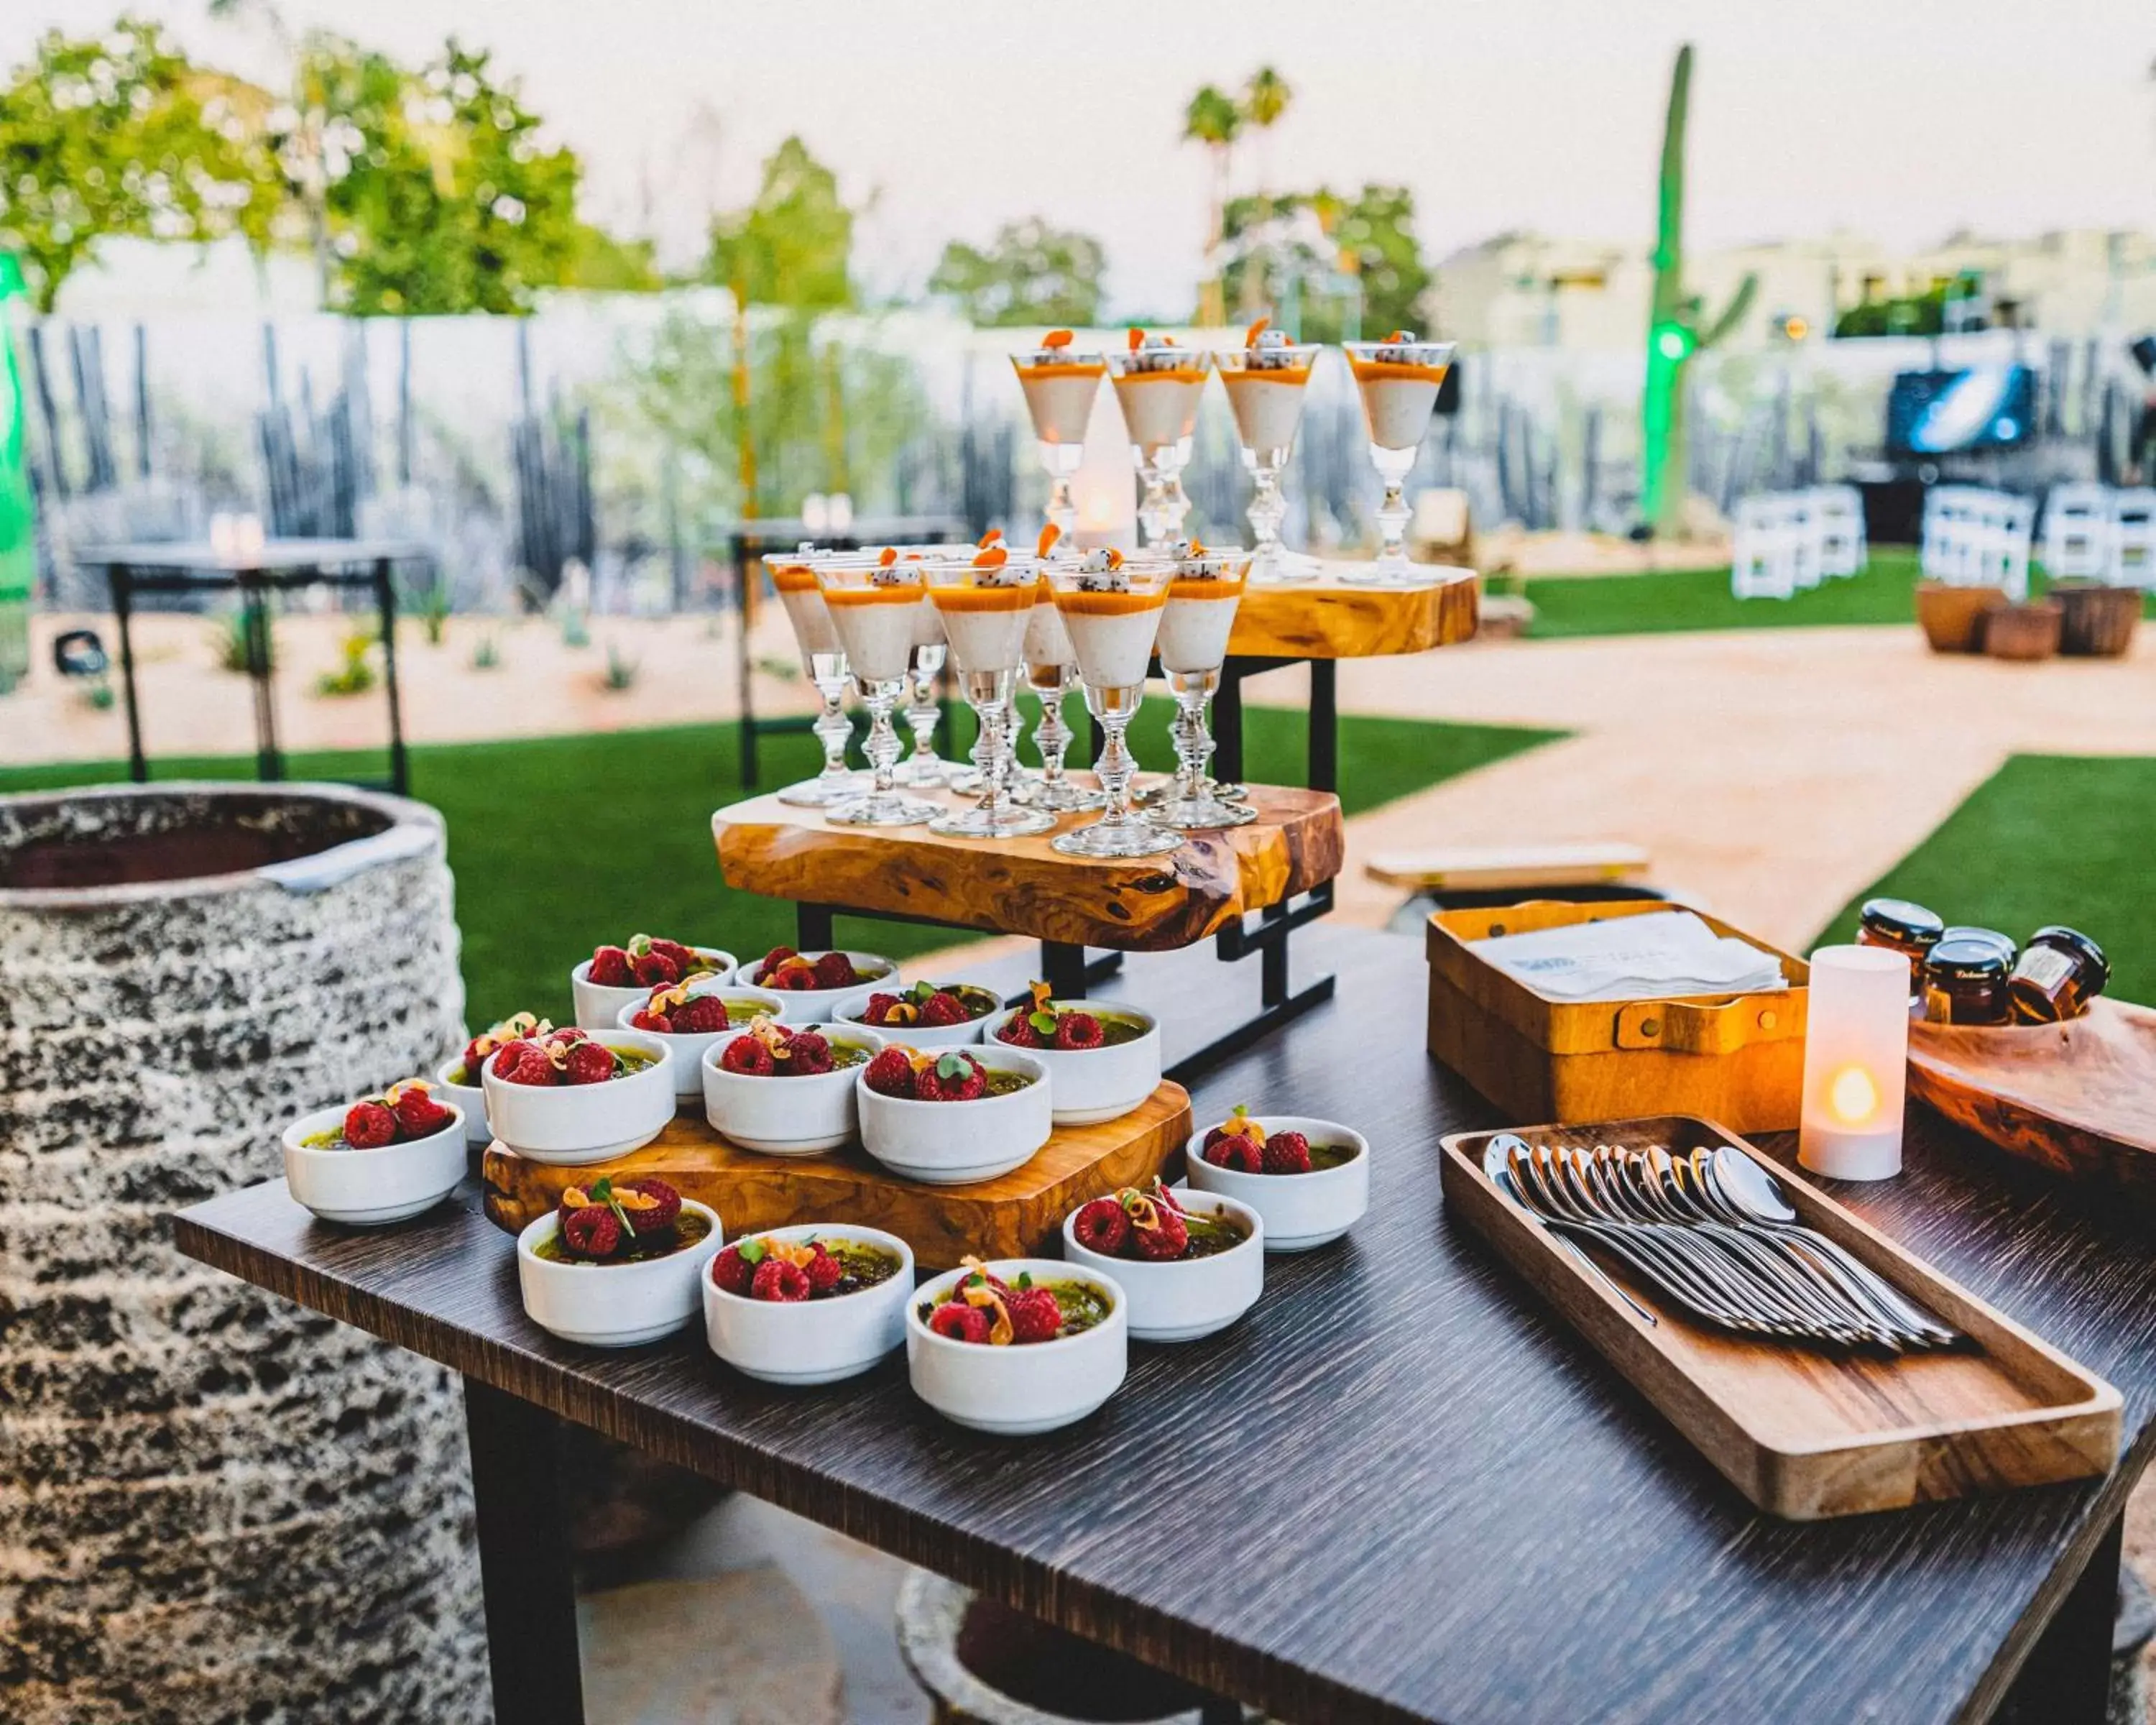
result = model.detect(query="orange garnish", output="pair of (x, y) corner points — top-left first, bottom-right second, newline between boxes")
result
(1189, 538), (1207, 556)
(877, 546), (898, 566)
(1128, 327), (1146, 350)
(1386, 329), (1409, 342)
(1036, 523), (1061, 558)
(957, 1256), (1015, 1346)
(1245, 316), (1270, 346)
(973, 545), (1010, 569)
(1042, 329), (1074, 349)
(1106, 548), (1125, 569)
(1216, 1103), (1266, 1146)
(1028, 980), (1054, 1013)
(977, 527), (1003, 548)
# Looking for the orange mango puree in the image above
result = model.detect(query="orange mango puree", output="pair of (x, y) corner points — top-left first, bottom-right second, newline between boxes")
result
(1349, 358), (1451, 384)
(822, 585), (924, 609)
(929, 583), (1035, 613)
(1054, 589), (1169, 617)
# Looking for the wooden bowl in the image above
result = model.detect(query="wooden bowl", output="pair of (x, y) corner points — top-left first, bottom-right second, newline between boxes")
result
(1916, 581), (2007, 653)
(1982, 600), (2062, 662)
(2052, 581), (2142, 658)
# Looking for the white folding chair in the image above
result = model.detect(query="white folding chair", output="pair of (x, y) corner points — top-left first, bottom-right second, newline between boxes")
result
(1969, 492), (2034, 600)
(2105, 489), (2156, 590)
(1731, 493), (1798, 599)
(2041, 483), (2113, 581)
(1922, 487), (1983, 584)
(1810, 484), (1866, 578)
(1781, 491), (1823, 590)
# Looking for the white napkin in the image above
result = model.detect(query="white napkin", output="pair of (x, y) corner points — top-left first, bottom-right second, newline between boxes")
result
(1468, 911), (1787, 1003)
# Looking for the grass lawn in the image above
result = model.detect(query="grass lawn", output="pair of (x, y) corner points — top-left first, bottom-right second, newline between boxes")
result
(1, 702), (1562, 1029)
(1814, 755), (2156, 1003)
(1519, 548), (2156, 639)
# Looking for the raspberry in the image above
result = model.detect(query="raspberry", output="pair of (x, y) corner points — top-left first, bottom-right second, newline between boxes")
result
(630, 1008), (672, 1033)
(803, 1241), (844, 1294)
(459, 1036), (487, 1075)
(391, 1085), (453, 1137)
(1071, 1197), (1130, 1256)
(995, 1012), (1044, 1048)
(1206, 1133), (1265, 1173)
(915, 1052), (986, 1102)
(563, 1041), (617, 1085)
(490, 1039), (535, 1079)
(919, 991), (967, 1026)
(551, 1026), (591, 1045)
(759, 945), (797, 975)
(1053, 1011), (1104, 1051)
(1263, 1131), (1312, 1174)
(719, 1035), (775, 1076)
(1203, 1109), (1259, 1150)
(928, 1302), (990, 1343)
(711, 1244), (754, 1296)
(622, 1179), (681, 1231)
(863, 992), (903, 1024)
(673, 994), (729, 1034)
(784, 1030), (834, 1075)
(863, 1047), (916, 1097)
(634, 950), (681, 988)
(812, 951), (857, 988)
(752, 1258), (812, 1302)
(342, 1100), (397, 1149)
(648, 939), (696, 970)
(562, 1205), (622, 1258)
(588, 945), (634, 986)
(1129, 1200), (1189, 1261)
(1153, 1182), (1185, 1213)
(1005, 1286), (1063, 1344)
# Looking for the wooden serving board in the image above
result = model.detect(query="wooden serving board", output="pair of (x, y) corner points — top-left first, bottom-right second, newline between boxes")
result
(1227, 567), (1479, 660)
(483, 1081), (1192, 1270)
(1908, 998), (2156, 1190)
(1439, 1113), (2120, 1519)
(712, 785), (1342, 951)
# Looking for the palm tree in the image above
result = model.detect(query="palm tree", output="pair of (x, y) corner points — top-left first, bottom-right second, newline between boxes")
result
(1238, 66), (1293, 314)
(1181, 84), (1241, 324)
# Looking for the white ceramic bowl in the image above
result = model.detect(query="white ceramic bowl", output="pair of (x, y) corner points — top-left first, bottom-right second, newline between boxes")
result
(433, 1054), (491, 1146)
(736, 949), (899, 1021)
(703, 1223), (915, 1384)
(857, 1045), (1052, 1185)
(989, 1000), (1160, 1126)
(571, 945), (739, 1030)
(701, 1022), (885, 1155)
(481, 1031), (678, 1166)
(517, 1200), (724, 1348)
(281, 1100), (468, 1227)
(906, 1258), (1128, 1435)
(834, 982), (1002, 1050)
(1183, 1115), (1370, 1251)
(1061, 1190), (1263, 1343)
(618, 987), (788, 1100)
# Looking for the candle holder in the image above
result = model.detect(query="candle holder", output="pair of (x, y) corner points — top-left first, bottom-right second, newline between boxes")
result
(812, 555), (941, 828)
(763, 551), (862, 809)
(1105, 336), (1212, 548)
(1011, 333), (1106, 538)
(1215, 323), (1322, 585)
(925, 551), (1054, 840)
(1797, 944), (1911, 1182)
(1049, 554), (1179, 859)
(1340, 334), (1455, 586)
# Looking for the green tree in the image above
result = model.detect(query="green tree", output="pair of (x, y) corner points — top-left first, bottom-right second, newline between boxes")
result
(0, 19), (283, 311)
(705, 137), (853, 312)
(275, 34), (584, 314)
(1181, 84), (1242, 324)
(927, 218), (1106, 328)
(1221, 183), (1431, 343)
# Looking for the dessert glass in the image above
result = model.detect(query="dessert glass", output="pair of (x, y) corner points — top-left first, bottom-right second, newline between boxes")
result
(1215, 322), (1322, 584)
(1018, 565), (1102, 813)
(925, 550), (1055, 838)
(898, 591), (952, 790)
(1151, 548), (1255, 830)
(1342, 333), (1455, 585)
(812, 554), (942, 827)
(1104, 334), (1212, 547)
(1048, 553), (1179, 858)
(1011, 332), (1107, 537)
(764, 548), (861, 807)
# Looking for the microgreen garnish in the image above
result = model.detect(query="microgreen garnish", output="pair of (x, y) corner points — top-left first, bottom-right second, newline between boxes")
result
(935, 1052), (972, 1082)
(738, 1237), (766, 1266)
(1028, 1010), (1058, 1035)
(589, 1176), (637, 1238)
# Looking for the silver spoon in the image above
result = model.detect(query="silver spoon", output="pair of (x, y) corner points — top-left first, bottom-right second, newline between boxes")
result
(1483, 1135), (1659, 1327)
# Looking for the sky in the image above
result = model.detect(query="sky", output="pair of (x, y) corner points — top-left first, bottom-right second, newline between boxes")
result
(6, 0), (2154, 316)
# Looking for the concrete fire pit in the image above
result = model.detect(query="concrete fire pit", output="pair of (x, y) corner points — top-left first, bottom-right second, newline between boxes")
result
(0, 783), (489, 1723)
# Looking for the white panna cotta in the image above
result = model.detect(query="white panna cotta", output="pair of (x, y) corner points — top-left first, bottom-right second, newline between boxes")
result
(931, 565), (1036, 675)
(1015, 359), (1107, 444)
(1222, 372), (1311, 455)
(1056, 586), (1165, 689)
(1023, 579), (1077, 668)
(1349, 338), (1451, 451)
(1156, 555), (1247, 674)
(822, 574), (924, 682)
(1109, 341), (1211, 453)
(769, 557), (840, 657)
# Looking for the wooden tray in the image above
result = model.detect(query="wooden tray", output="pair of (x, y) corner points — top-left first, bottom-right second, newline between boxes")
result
(483, 1081), (1192, 1269)
(1426, 900), (1808, 1133)
(1227, 568), (1478, 659)
(1439, 1113), (2120, 1519)
(1909, 998), (2156, 1190)
(713, 786), (1342, 952)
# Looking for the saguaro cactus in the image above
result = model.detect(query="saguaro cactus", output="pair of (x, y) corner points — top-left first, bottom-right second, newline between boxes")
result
(1639, 45), (1756, 539)
(0, 254), (34, 691)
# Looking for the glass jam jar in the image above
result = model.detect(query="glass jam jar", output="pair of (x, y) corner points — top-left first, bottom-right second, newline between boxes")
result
(2008, 926), (2109, 1024)
(1857, 898), (1943, 984)
(1921, 938), (2013, 1026)
(1938, 926), (2017, 967)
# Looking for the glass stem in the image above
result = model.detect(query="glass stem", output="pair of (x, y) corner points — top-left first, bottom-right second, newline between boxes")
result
(1032, 675), (1072, 786)
(863, 691), (903, 795)
(1377, 479), (1410, 564)
(975, 697), (1010, 813)
(904, 681), (939, 763)
(1096, 714), (1137, 823)
(812, 681), (852, 785)
(1247, 454), (1287, 571)
(1046, 474), (1077, 536)
(1171, 684), (1212, 801)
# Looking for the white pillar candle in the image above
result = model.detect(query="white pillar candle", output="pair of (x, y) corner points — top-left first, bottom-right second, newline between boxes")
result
(1797, 944), (1910, 1181)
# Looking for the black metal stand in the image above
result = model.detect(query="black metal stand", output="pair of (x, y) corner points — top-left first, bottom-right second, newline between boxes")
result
(463, 1379), (584, 1725)
(1212, 654), (1337, 793)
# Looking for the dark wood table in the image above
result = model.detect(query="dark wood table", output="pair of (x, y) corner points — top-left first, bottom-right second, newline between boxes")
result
(173, 925), (2156, 1725)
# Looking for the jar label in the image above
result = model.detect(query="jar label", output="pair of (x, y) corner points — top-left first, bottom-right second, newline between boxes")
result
(2017, 945), (2076, 996)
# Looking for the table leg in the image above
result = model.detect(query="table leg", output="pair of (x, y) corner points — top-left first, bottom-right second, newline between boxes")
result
(1309, 658), (1337, 794)
(463, 1379), (585, 1725)
(1212, 663), (1244, 789)
(112, 568), (147, 783)
(796, 903), (836, 951)
(377, 558), (410, 796)
(1994, 1512), (2122, 1725)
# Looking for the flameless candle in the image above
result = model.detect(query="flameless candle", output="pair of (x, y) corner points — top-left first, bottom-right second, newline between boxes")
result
(1797, 944), (1910, 1181)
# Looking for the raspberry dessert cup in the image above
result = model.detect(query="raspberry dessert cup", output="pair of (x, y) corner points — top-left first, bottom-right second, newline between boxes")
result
(741, 946), (896, 1020)
(703, 1223), (914, 1385)
(906, 1257), (1128, 1435)
(517, 1196), (724, 1349)
(1182, 1111), (1370, 1251)
(617, 984), (788, 1099)
(856, 1044), (1052, 1184)
(1062, 1185), (1263, 1343)
(571, 937), (737, 1031)
(699, 1020), (885, 1156)
(992, 986), (1159, 1125)
(480, 1029), (676, 1166)
(280, 1084), (467, 1227)
(835, 980), (1000, 1050)
(436, 1009), (555, 1146)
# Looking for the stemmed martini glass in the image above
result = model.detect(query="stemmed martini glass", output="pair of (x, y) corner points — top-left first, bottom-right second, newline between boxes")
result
(1215, 318), (1323, 584)
(923, 543), (1055, 839)
(1340, 330), (1455, 586)
(1103, 330), (1212, 548)
(1149, 541), (1256, 830)
(811, 551), (942, 827)
(1010, 331), (1106, 538)
(763, 545), (862, 807)
(1016, 523), (1102, 814)
(1047, 551), (1180, 859)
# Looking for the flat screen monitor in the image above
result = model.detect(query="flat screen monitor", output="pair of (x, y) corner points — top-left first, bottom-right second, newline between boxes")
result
(1885, 365), (2036, 456)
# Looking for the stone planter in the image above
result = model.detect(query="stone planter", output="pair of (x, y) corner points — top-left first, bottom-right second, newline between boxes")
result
(2052, 580), (2142, 658)
(0, 783), (489, 1724)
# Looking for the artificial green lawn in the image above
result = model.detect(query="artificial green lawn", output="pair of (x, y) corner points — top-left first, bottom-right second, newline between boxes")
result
(0, 703), (1562, 1029)
(1815, 755), (2156, 1003)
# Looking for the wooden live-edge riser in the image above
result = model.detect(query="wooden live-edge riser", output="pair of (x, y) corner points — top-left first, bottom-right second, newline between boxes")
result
(712, 784), (1342, 952)
(1226, 568), (1479, 661)
(1439, 1113), (2122, 1519)
(484, 1082), (1192, 1269)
